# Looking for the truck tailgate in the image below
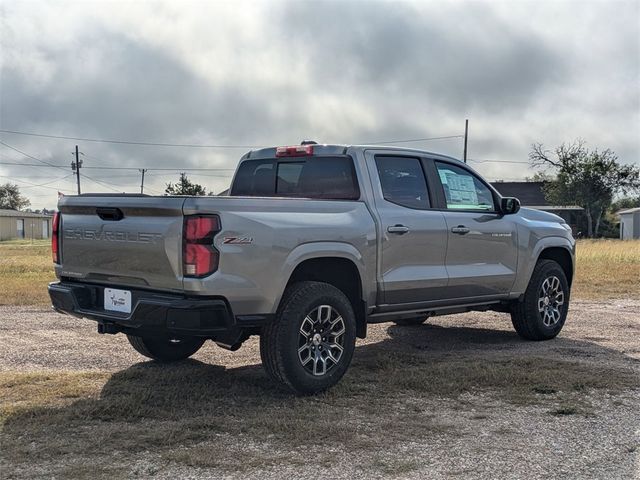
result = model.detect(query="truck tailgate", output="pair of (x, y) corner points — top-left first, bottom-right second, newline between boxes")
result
(58, 196), (185, 291)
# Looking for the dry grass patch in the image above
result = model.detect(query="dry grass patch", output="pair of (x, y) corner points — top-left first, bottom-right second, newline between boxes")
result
(1, 352), (637, 476)
(573, 239), (640, 299)
(0, 240), (55, 306)
(1, 238), (639, 307)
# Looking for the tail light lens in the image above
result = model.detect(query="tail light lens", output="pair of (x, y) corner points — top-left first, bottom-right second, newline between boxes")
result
(52, 211), (61, 264)
(183, 215), (220, 277)
(275, 145), (314, 157)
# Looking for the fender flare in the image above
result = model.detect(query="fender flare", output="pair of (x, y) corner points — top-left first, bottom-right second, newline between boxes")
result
(269, 242), (369, 314)
(513, 236), (575, 295)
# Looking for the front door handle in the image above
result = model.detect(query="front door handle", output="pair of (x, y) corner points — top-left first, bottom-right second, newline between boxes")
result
(387, 224), (410, 234)
(451, 225), (470, 235)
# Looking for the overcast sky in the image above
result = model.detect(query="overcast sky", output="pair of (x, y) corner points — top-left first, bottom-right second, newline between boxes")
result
(1, 0), (638, 209)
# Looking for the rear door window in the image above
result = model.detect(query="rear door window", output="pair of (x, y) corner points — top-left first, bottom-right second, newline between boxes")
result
(375, 156), (430, 209)
(231, 156), (359, 200)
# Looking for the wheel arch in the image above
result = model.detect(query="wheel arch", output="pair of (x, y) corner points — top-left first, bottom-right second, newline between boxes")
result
(276, 245), (369, 338)
(511, 237), (575, 296)
(537, 246), (574, 286)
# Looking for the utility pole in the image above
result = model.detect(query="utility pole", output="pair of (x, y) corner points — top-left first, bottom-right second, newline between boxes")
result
(463, 119), (469, 163)
(139, 168), (147, 194)
(71, 145), (83, 194)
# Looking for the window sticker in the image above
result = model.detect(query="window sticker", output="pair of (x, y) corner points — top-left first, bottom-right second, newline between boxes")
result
(442, 171), (478, 205)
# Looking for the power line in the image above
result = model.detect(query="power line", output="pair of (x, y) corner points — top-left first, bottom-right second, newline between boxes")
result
(0, 161), (66, 168)
(1, 128), (465, 149)
(145, 171), (232, 177)
(468, 158), (531, 165)
(0, 129), (264, 149)
(81, 173), (126, 192)
(0, 140), (67, 170)
(22, 174), (75, 189)
(86, 166), (235, 171)
(0, 160), (235, 172)
(365, 134), (464, 145)
(74, 153), (237, 171)
(0, 174), (75, 191)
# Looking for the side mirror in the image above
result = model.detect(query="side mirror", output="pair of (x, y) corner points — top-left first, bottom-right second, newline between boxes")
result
(500, 197), (520, 215)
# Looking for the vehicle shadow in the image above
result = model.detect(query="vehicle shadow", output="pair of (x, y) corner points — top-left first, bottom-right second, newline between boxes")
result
(2, 323), (638, 474)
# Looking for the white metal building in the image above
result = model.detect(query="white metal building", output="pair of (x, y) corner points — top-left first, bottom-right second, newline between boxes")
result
(618, 207), (640, 240)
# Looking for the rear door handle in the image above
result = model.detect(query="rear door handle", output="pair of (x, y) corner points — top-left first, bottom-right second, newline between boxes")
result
(451, 225), (470, 235)
(387, 224), (410, 234)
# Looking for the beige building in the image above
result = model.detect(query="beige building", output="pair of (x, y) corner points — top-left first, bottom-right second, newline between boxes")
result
(0, 209), (53, 241)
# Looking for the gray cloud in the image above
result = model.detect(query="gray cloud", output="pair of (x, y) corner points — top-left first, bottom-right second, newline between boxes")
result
(0, 0), (638, 208)
(278, 2), (567, 113)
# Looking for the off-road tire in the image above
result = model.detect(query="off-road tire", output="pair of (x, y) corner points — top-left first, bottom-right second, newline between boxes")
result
(260, 281), (357, 395)
(127, 334), (205, 362)
(511, 259), (570, 341)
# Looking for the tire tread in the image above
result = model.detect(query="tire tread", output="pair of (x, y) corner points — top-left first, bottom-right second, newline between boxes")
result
(511, 259), (569, 341)
(260, 281), (356, 394)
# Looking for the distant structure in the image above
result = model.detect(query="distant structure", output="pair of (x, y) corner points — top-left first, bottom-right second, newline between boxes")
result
(617, 207), (640, 240)
(491, 181), (584, 234)
(0, 209), (53, 241)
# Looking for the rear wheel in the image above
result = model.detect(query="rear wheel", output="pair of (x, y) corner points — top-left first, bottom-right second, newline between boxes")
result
(127, 334), (205, 362)
(260, 281), (356, 395)
(511, 259), (570, 340)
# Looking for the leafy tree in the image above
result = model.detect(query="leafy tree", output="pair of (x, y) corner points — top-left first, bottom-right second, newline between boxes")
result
(0, 183), (31, 210)
(611, 196), (640, 212)
(165, 173), (207, 196)
(530, 140), (640, 237)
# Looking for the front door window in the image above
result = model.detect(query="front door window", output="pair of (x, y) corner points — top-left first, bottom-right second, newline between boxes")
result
(435, 161), (495, 211)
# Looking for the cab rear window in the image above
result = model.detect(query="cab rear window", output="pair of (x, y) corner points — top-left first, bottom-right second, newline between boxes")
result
(230, 156), (360, 200)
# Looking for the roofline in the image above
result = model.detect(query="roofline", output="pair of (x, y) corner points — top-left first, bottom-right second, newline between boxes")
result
(0, 212), (53, 218)
(242, 144), (463, 163)
(616, 207), (640, 215)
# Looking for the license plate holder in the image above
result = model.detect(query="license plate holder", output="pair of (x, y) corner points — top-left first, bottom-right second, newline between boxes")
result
(104, 288), (132, 314)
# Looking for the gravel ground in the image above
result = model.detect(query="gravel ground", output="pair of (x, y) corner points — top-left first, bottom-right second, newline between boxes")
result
(1, 299), (639, 479)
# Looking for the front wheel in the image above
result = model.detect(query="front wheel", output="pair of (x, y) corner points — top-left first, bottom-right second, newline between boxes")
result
(260, 281), (357, 395)
(511, 259), (570, 340)
(127, 334), (205, 362)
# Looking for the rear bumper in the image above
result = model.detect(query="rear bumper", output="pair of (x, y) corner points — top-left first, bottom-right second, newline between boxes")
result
(48, 281), (262, 347)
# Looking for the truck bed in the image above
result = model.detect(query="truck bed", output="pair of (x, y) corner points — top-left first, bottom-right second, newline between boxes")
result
(57, 194), (377, 314)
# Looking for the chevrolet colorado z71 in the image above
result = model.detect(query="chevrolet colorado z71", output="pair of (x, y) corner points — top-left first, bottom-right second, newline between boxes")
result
(49, 143), (575, 394)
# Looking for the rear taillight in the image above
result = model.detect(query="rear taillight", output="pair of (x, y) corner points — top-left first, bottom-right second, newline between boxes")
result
(52, 211), (60, 264)
(275, 145), (314, 157)
(183, 215), (220, 277)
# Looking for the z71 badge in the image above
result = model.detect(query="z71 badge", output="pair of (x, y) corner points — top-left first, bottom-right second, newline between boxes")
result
(222, 236), (253, 245)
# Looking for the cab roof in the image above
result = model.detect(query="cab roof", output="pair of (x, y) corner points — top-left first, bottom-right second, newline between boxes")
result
(242, 143), (463, 163)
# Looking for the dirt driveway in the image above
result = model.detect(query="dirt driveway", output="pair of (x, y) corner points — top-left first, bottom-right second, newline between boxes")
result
(1, 300), (639, 479)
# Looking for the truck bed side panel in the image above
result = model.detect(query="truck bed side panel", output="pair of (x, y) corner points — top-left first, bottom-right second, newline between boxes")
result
(183, 197), (377, 315)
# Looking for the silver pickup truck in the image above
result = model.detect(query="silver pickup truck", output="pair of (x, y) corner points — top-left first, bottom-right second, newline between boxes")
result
(49, 143), (575, 394)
